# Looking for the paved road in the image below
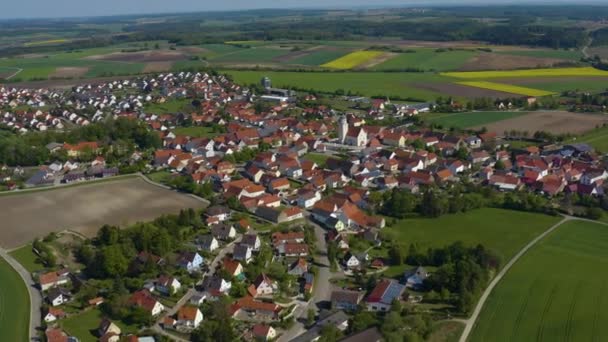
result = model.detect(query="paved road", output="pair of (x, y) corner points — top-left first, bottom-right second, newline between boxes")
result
(152, 288), (196, 342)
(458, 216), (571, 342)
(0, 248), (41, 341)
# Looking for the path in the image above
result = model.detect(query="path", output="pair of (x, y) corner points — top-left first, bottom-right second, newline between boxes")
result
(458, 216), (571, 342)
(0, 248), (41, 341)
(5, 67), (23, 80)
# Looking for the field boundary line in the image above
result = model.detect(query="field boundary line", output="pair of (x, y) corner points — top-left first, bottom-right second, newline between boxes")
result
(459, 215), (571, 342)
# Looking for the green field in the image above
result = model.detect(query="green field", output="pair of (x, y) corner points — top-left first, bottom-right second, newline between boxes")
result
(423, 111), (527, 129)
(211, 47), (289, 63)
(575, 126), (608, 152)
(144, 98), (193, 114)
(288, 50), (350, 66)
(374, 49), (476, 71)
(224, 70), (447, 100)
(505, 79), (608, 94)
(61, 308), (137, 342)
(173, 126), (220, 138)
(0, 257), (29, 342)
(497, 49), (583, 61)
(9, 244), (44, 273)
(302, 152), (331, 167)
(383, 208), (561, 263)
(470, 220), (608, 342)
(443, 67), (608, 79)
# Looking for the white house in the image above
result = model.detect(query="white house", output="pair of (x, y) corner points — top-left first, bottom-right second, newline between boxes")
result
(249, 274), (276, 297)
(178, 252), (204, 272)
(343, 253), (360, 270)
(156, 275), (182, 295)
(177, 306), (204, 329)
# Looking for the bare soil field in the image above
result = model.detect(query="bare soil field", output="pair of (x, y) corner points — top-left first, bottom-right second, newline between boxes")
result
(459, 52), (566, 71)
(86, 50), (186, 63)
(143, 62), (174, 73)
(178, 46), (209, 55)
(415, 82), (518, 98)
(472, 111), (608, 135)
(50, 67), (89, 78)
(0, 177), (205, 249)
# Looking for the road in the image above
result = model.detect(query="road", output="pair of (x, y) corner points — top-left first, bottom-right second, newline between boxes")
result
(0, 248), (41, 341)
(458, 216), (571, 342)
(278, 217), (333, 342)
(152, 287), (195, 342)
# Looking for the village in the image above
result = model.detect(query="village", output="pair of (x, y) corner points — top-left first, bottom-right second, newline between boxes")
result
(2, 71), (608, 342)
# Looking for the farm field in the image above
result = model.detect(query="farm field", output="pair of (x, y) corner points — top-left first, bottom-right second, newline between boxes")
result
(210, 47), (290, 63)
(423, 111), (528, 129)
(373, 49), (476, 71)
(457, 81), (556, 96)
(497, 76), (608, 94)
(497, 48), (582, 60)
(473, 111), (608, 135)
(575, 126), (608, 152)
(382, 208), (561, 263)
(223, 70), (447, 100)
(0, 257), (29, 342)
(287, 50), (350, 66)
(0, 177), (206, 249)
(443, 67), (608, 79)
(470, 220), (608, 342)
(322, 51), (385, 69)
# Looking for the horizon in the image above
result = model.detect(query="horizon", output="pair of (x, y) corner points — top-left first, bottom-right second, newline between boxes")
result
(2, 0), (608, 20)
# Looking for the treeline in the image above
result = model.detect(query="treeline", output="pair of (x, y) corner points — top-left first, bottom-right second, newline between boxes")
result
(0, 117), (161, 166)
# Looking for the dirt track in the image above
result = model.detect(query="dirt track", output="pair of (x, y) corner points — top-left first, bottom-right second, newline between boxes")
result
(472, 111), (608, 135)
(0, 177), (206, 248)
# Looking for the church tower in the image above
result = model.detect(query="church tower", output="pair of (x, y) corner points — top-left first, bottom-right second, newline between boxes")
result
(338, 115), (348, 144)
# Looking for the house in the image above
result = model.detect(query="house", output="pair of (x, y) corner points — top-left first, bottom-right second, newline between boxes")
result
(403, 266), (429, 290)
(365, 279), (406, 312)
(88, 297), (104, 306)
(47, 287), (71, 306)
(44, 307), (66, 323)
(343, 253), (361, 270)
(233, 244), (253, 264)
(296, 189), (322, 208)
(177, 306), (204, 329)
(199, 235), (220, 252)
(190, 293), (208, 306)
(206, 205), (231, 222)
(248, 273), (277, 297)
(255, 206), (303, 223)
(230, 296), (282, 321)
(98, 318), (122, 338)
(272, 231), (305, 245)
(223, 258), (244, 278)
(45, 328), (70, 342)
(291, 311), (350, 342)
(39, 270), (70, 291)
(331, 290), (364, 311)
(128, 290), (165, 316)
(288, 258), (309, 276)
(203, 275), (232, 295)
(156, 275), (182, 295)
(177, 252), (204, 272)
(241, 234), (261, 251)
(212, 223), (237, 240)
(251, 324), (277, 341)
(278, 243), (309, 257)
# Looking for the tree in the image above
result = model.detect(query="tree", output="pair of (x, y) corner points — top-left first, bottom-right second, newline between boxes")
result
(318, 325), (342, 342)
(98, 245), (129, 278)
(389, 245), (403, 265)
(381, 311), (403, 342)
(307, 308), (316, 327)
(349, 310), (378, 333)
(420, 188), (448, 218)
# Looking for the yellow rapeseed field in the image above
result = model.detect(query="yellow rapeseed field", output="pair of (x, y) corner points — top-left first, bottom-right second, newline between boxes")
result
(322, 50), (384, 69)
(24, 39), (68, 47)
(457, 81), (555, 97)
(442, 67), (608, 79)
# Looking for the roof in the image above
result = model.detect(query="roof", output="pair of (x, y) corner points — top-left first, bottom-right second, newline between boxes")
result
(128, 290), (159, 312)
(178, 306), (200, 321)
(252, 324), (272, 337)
(331, 290), (363, 305)
(366, 279), (405, 305)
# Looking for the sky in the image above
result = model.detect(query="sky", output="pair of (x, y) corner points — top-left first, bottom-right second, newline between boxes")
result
(0, 0), (598, 20)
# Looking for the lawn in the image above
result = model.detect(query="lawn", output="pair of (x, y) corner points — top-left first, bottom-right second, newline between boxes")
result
(302, 152), (332, 167)
(9, 244), (45, 273)
(173, 126), (220, 138)
(457, 81), (555, 97)
(470, 220), (608, 342)
(442, 67), (608, 79)
(374, 49), (477, 71)
(321, 51), (384, 69)
(574, 125), (608, 152)
(145, 171), (172, 184)
(223, 70), (447, 101)
(423, 111), (528, 129)
(288, 50), (350, 66)
(382, 208), (561, 263)
(61, 308), (138, 342)
(0, 257), (29, 342)
(144, 98), (193, 114)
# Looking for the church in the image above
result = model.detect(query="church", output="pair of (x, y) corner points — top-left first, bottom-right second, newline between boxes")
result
(338, 116), (368, 147)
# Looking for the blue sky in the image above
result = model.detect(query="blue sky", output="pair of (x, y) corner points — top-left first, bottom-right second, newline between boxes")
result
(0, 0), (594, 19)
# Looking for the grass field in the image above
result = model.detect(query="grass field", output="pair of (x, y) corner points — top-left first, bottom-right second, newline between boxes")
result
(443, 67), (608, 79)
(575, 125), (608, 152)
(61, 308), (137, 342)
(173, 126), (220, 138)
(321, 51), (384, 69)
(457, 81), (555, 96)
(302, 152), (332, 167)
(383, 208), (561, 263)
(374, 49), (476, 71)
(497, 49), (582, 61)
(470, 220), (608, 342)
(288, 50), (350, 66)
(9, 244), (44, 273)
(423, 111), (528, 129)
(211, 47), (289, 63)
(224, 70), (446, 100)
(144, 98), (193, 114)
(0, 257), (29, 342)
